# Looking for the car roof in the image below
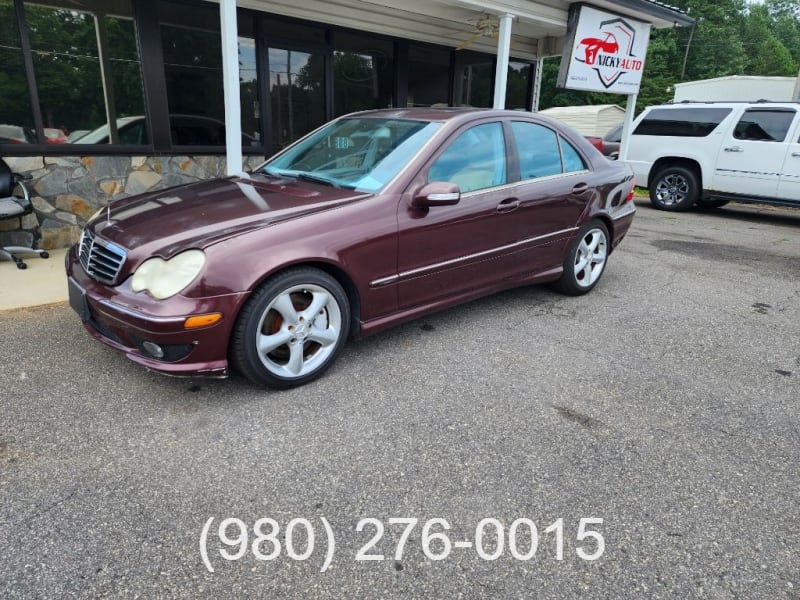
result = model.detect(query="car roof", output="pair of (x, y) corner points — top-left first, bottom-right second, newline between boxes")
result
(341, 107), (538, 123)
(655, 101), (800, 108)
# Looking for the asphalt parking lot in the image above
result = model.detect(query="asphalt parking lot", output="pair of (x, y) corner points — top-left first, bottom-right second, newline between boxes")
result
(1, 198), (798, 599)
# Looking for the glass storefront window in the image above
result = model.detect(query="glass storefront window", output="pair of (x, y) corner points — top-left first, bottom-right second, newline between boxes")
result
(506, 61), (532, 110)
(23, 0), (144, 144)
(160, 1), (224, 145)
(264, 19), (326, 46)
(454, 54), (493, 108)
(239, 34), (260, 147)
(0, 0), (35, 144)
(160, 3), (261, 148)
(407, 44), (450, 107)
(333, 32), (394, 116)
(268, 48), (326, 153)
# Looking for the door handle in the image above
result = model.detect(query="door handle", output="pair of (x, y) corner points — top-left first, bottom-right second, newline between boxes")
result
(792, 152), (800, 157)
(496, 198), (519, 213)
(572, 183), (589, 195)
(724, 146), (743, 152)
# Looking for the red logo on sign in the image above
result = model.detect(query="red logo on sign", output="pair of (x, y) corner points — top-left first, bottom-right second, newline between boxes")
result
(576, 18), (642, 88)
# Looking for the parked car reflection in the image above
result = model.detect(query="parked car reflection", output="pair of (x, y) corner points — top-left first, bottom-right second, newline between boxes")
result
(44, 128), (69, 144)
(71, 114), (259, 146)
(0, 124), (36, 144)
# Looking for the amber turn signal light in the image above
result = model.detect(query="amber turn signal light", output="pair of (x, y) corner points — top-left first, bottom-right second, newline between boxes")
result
(184, 313), (223, 329)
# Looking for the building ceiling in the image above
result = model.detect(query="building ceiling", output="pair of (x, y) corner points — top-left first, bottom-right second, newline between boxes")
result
(236, 0), (691, 61)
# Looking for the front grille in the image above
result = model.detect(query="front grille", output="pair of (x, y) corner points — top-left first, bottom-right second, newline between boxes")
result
(79, 228), (127, 284)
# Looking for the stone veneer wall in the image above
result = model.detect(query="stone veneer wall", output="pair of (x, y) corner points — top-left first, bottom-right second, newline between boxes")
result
(0, 154), (265, 251)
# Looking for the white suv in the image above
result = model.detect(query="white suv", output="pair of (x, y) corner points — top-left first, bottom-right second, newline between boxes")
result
(625, 101), (800, 211)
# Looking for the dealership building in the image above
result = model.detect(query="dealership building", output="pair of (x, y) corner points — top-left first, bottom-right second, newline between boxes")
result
(0, 0), (690, 250)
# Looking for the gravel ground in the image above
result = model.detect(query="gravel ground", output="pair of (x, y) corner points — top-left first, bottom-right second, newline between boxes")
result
(1, 199), (798, 599)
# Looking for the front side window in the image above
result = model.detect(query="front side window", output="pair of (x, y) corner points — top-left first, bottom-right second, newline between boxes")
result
(733, 109), (796, 142)
(429, 122), (506, 192)
(633, 107), (733, 137)
(511, 121), (562, 180)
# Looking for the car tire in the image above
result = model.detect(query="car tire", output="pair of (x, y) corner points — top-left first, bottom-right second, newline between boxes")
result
(696, 198), (730, 209)
(552, 220), (609, 296)
(231, 268), (351, 389)
(649, 165), (699, 211)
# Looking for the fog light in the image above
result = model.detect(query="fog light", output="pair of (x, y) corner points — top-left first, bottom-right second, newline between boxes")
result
(142, 340), (165, 359)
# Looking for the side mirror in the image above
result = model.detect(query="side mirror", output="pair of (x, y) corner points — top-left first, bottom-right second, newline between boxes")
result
(412, 182), (460, 208)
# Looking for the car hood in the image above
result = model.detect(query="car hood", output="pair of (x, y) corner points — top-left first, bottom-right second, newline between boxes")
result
(89, 174), (370, 260)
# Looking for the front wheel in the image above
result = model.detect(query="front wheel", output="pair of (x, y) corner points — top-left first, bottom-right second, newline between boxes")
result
(552, 220), (609, 296)
(231, 268), (351, 389)
(649, 165), (699, 211)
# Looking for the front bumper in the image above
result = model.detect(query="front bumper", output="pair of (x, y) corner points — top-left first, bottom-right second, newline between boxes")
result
(66, 245), (249, 378)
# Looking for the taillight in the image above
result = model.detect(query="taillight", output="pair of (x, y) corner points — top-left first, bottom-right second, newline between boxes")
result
(626, 179), (636, 202)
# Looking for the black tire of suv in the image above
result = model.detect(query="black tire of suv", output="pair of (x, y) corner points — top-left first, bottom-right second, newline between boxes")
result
(649, 165), (699, 211)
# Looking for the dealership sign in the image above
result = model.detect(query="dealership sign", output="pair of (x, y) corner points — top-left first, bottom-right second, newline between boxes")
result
(557, 4), (651, 94)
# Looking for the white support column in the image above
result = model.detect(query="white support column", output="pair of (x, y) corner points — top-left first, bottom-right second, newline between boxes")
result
(94, 14), (119, 144)
(531, 57), (544, 112)
(619, 93), (637, 163)
(220, 0), (243, 176)
(492, 13), (514, 109)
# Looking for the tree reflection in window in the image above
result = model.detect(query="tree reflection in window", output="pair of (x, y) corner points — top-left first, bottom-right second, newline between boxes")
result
(23, 0), (144, 144)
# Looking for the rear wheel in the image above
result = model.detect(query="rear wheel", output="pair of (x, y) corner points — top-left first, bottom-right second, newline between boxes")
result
(552, 220), (609, 296)
(650, 165), (699, 211)
(231, 268), (350, 389)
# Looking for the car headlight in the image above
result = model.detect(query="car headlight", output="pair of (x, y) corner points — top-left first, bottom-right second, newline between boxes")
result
(131, 249), (206, 300)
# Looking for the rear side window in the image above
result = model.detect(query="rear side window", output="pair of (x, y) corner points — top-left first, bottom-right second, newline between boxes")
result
(559, 137), (586, 172)
(633, 107), (732, 137)
(733, 109), (796, 142)
(510, 121), (562, 179)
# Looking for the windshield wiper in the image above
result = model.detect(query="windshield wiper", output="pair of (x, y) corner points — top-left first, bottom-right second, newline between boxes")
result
(261, 168), (355, 190)
(295, 173), (338, 187)
(259, 168), (286, 179)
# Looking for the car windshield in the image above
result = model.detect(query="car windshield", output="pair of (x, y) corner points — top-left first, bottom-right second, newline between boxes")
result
(604, 125), (622, 142)
(261, 117), (441, 192)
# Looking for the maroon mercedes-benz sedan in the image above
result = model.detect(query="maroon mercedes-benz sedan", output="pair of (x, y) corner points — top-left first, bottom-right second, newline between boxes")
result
(66, 108), (635, 388)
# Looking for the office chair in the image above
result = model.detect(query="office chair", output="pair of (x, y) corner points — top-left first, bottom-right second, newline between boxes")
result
(0, 158), (49, 269)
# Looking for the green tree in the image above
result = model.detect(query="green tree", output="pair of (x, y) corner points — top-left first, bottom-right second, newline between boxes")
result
(636, 30), (682, 110)
(739, 4), (798, 75)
